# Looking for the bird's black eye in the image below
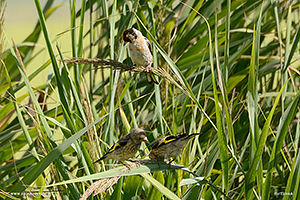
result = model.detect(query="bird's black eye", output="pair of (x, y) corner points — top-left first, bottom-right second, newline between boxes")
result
(133, 34), (137, 39)
(123, 36), (131, 42)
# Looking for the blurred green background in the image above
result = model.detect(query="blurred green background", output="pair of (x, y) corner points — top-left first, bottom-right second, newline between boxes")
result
(5, 0), (82, 92)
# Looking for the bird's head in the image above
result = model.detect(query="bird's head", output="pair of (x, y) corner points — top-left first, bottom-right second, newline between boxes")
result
(123, 28), (139, 44)
(131, 128), (150, 144)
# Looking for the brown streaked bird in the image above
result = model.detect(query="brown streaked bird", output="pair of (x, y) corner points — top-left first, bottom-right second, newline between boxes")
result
(94, 128), (149, 165)
(123, 27), (159, 85)
(149, 133), (200, 165)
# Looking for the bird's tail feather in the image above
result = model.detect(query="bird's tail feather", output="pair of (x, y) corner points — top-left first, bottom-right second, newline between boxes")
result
(93, 155), (106, 164)
(187, 133), (200, 139)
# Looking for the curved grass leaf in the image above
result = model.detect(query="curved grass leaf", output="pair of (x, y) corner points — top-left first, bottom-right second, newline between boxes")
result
(9, 115), (107, 193)
(262, 90), (300, 200)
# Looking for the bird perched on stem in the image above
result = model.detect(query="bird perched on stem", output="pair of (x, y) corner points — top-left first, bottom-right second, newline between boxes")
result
(149, 133), (200, 166)
(123, 27), (159, 85)
(94, 128), (149, 167)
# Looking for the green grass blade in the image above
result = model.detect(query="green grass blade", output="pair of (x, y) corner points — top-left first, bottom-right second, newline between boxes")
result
(262, 90), (300, 200)
(283, 27), (300, 72)
(245, 4), (263, 198)
(245, 81), (288, 199)
(142, 173), (180, 200)
(3, 63), (39, 162)
(9, 115), (106, 193)
(283, 149), (300, 200)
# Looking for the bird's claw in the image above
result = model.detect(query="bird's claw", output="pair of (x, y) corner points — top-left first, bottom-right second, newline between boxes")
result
(120, 161), (132, 170)
(144, 66), (150, 73)
(127, 65), (134, 70)
(167, 158), (176, 168)
(128, 159), (141, 167)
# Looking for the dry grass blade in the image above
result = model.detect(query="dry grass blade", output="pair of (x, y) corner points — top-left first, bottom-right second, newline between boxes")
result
(61, 57), (184, 87)
(61, 57), (137, 72)
(0, 0), (5, 62)
(79, 162), (138, 200)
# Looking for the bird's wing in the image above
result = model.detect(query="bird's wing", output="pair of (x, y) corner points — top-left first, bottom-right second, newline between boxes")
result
(107, 134), (130, 153)
(144, 37), (152, 55)
(150, 137), (163, 149)
(151, 134), (188, 149)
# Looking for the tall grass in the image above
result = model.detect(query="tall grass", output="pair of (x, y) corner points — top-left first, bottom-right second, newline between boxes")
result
(1, 0), (300, 199)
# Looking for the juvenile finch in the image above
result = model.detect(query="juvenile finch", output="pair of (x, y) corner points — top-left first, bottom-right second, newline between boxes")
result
(122, 27), (158, 85)
(149, 133), (200, 164)
(94, 128), (149, 165)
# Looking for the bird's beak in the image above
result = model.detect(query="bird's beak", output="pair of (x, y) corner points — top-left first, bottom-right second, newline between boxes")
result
(144, 137), (150, 144)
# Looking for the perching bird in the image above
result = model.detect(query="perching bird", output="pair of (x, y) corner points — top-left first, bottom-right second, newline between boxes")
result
(123, 28), (159, 85)
(94, 128), (149, 165)
(149, 133), (200, 164)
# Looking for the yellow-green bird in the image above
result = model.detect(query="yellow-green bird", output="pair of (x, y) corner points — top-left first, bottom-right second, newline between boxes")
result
(149, 133), (200, 164)
(94, 128), (149, 164)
